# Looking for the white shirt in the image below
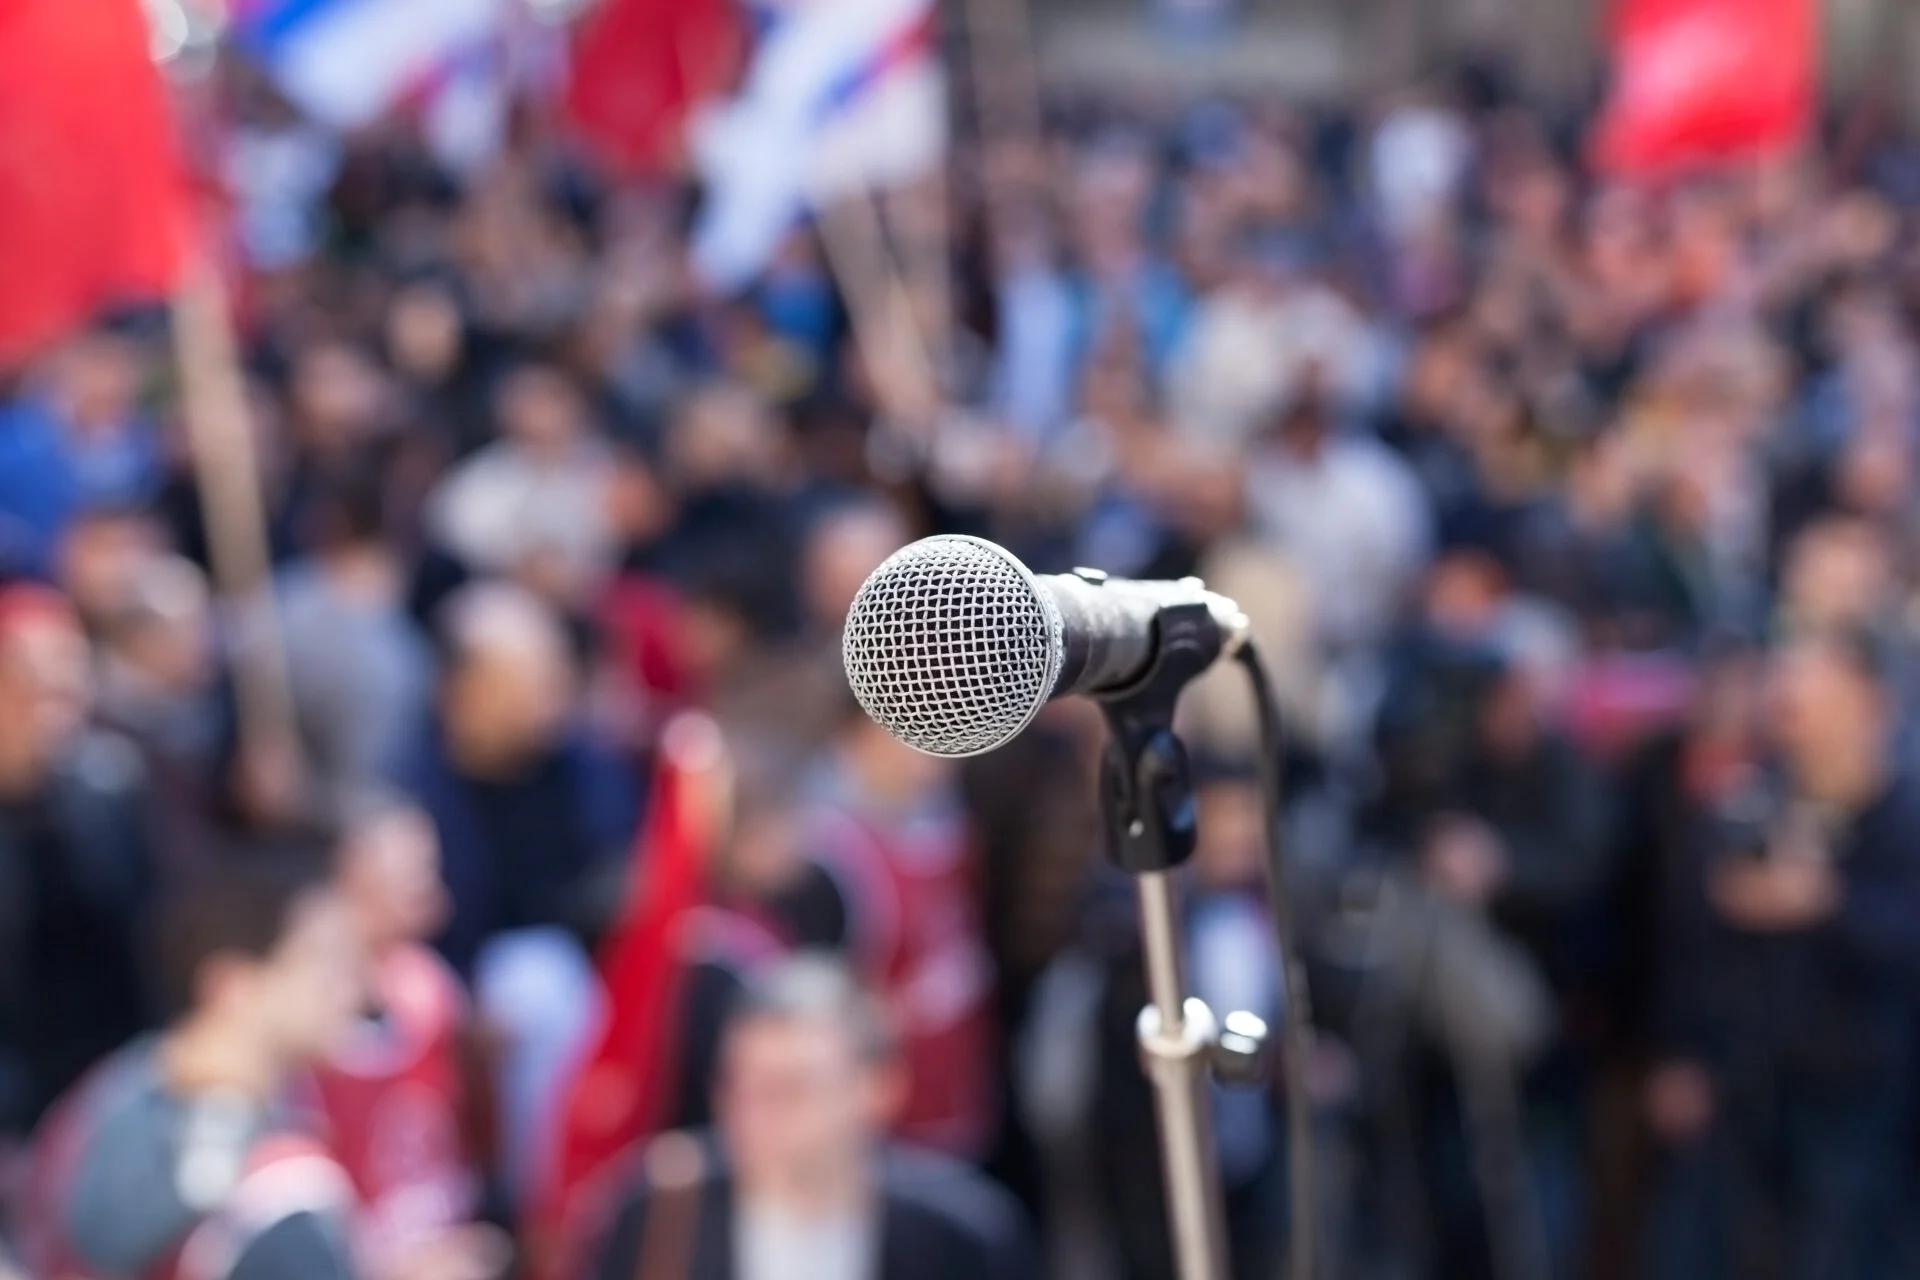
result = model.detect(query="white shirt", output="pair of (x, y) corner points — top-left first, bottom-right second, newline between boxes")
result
(1245, 435), (1432, 652)
(736, 1199), (876, 1280)
(426, 440), (613, 579)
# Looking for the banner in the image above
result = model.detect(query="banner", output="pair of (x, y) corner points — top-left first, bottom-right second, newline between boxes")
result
(1593, 0), (1814, 178)
(531, 713), (727, 1280)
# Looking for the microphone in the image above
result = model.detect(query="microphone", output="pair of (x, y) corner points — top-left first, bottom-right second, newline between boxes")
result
(841, 535), (1247, 757)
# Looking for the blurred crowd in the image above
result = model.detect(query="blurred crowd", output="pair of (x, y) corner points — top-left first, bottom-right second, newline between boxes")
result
(4, 43), (1920, 1280)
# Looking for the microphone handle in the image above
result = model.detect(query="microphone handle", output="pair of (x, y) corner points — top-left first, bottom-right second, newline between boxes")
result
(1043, 573), (1187, 698)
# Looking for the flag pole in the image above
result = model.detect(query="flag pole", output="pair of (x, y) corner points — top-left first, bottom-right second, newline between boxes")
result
(959, 0), (1046, 246)
(170, 255), (306, 812)
(816, 192), (944, 444)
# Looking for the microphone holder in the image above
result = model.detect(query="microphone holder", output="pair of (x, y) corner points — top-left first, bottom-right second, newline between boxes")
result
(1085, 575), (1262, 1280)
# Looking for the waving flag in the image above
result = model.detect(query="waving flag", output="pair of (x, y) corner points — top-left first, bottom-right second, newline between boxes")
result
(564, 0), (746, 176)
(531, 713), (729, 1280)
(0, 0), (190, 369)
(231, 0), (507, 162)
(692, 0), (944, 291)
(1594, 0), (1814, 178)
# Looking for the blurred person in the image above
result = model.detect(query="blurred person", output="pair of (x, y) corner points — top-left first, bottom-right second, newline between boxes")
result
(1352, 590), (1612, 1279)
(392, 583), (635, 1202)
(800, 701), (998, 1162)
(799, 498), (908, 644)
(0, 330), (162, 578)
(0, 586), (156, 1140)
(25, 836), (363, 1280)
(283, 340), (402, 536)
(1166, 226), (1379, 451)
(1370, 92), (1473, 250)
(1061, 138), (1191, 378)
(315, 792), (503, 1278)
(655, 496), (903, 778)
(991, 208), (1078, 447)
(427, 360), (616, 595)
(1594, 640), (1763, 1269)
(385, 278), (489, 457)
(1369, 566), (1614, 976)
(93, 556), (227, 869)
(591, 956), (1035, 1280)
(630, 384), (801, 638)
(1648, 629), (1920, 1280)
(1244, 387), (1433, 662)
(54, 504), (167, 634)
(1178, 537), (1327, 760)
(957, 698), (1103, 1223)
(657, 382), (791, 503)
(273, 448), (435, 791)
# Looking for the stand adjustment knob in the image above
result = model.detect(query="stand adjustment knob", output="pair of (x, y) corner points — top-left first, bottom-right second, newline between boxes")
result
(1211, 1010), (1270, 1088)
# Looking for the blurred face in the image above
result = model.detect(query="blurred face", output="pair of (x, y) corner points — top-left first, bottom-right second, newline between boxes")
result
(499, 367), (583, 458)
(55, 335), (141, 434)
(386, 283), (463, 381)
(339, 808), (449, 952)
(724, 805), (802, 897)
(1783, 520), (1890, 629)
(719, 1017), (882, 1193)
(126, 609), (213, 693)
(448, 633), (574, 766)
(847, 718), (952, 801)
(1194, 781), (1263, 888)
(251, 888), (366, 1063)
(57, 514), (161, 624)
(1768, 642), (1884, 799)
(666, 387), (783, 491)
(293, 344), (388, 448)
(802, 509), (905, 633)
(0, 611), (91, 778)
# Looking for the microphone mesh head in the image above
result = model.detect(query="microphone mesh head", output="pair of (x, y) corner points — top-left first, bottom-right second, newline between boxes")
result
(842, 535), (1063, 757)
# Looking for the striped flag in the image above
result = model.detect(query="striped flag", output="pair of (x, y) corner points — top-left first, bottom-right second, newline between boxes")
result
(691, 0), (945, 291)
(230, 0), (508, 163)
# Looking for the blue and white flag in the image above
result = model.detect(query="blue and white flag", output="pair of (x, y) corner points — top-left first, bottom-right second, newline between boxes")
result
(692, 0), (945, 292)
(232, 0), (508, 165)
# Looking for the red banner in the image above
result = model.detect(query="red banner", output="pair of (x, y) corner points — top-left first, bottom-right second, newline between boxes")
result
(1593, 0), (1815, 178)
(563, 0), (746, 176)
(530, 713), (727, 1280)
(0, 0), (190, 368)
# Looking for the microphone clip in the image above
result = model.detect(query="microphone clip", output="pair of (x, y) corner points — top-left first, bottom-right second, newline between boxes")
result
(1093, 595), (1222, 876)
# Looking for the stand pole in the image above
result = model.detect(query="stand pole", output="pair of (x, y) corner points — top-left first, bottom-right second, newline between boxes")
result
(1084, 580), (1246, 1280)
(1135, 870), (1229, 1280)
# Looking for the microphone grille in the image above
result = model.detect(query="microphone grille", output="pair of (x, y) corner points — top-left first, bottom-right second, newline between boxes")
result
(842, 535), (1063, 757)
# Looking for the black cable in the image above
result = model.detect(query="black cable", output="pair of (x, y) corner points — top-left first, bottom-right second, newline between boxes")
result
(1234, 641), (1318, 1280)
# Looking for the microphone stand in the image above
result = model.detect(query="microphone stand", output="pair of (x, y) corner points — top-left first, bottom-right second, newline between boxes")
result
(1083, 575), (1306, 1280)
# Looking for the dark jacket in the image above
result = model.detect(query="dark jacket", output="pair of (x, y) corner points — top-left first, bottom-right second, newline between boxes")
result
(1660, 769), (1920, 1082)
(0, 731), (155, 1134)
(391, 717), (639, 976)
(592, 1140), (1037, 1280)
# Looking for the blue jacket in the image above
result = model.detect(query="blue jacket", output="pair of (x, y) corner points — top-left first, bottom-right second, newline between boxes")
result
(389, 716), (640, 977)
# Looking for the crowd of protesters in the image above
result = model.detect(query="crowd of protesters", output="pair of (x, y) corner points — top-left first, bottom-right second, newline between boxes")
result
(3, 42), (1920, 1280)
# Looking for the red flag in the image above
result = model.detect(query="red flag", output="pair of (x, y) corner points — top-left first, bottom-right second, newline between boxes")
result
(531, 712), (727, 1280)
(562, 0), (746, 176)
(1593, 0), (1815, 178)
(0, 0), (191, 368)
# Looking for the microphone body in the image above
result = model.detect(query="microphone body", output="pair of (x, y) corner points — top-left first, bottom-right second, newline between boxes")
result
(842, 535), (1244, 757)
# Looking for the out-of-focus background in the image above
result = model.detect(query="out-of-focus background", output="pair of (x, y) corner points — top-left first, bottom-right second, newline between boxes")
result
(3, 0), (1920, 1276)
